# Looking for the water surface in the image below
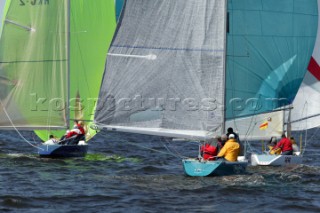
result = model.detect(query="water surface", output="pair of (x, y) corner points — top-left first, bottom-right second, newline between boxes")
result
(0, 130), (320, 212)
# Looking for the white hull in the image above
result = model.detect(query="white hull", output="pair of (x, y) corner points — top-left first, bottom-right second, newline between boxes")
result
(251, 153), (302, 166)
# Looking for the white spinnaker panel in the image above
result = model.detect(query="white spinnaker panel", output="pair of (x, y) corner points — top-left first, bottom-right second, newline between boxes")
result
(292, 0), (320, 131)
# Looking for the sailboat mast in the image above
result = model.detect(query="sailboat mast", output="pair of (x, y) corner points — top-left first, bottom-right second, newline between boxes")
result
(66, 0), (71, 129)
(221, 0), (228, 134)
(286, 105), (292, 137)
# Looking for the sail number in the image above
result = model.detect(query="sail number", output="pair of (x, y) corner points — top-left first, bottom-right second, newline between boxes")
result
(284, 157), (291, 163)
(20, 0), (49, 6)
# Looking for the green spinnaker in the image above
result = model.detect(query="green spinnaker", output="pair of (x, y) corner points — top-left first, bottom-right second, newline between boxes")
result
(0, 0), (116, 141)
(0, 0), (69, 130)
(36, 0), (117, 141)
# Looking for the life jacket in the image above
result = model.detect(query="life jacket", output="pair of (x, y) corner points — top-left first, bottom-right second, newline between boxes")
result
(66, 131), (76, 138)
(217, 139), (240, 162)
(76, 124), (86, 135)
(201, 144), (217, 160)
(273, 138), (293, 152)
(269, 146), (281, 155)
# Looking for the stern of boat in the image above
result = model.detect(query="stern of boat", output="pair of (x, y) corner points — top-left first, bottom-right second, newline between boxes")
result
(38, 142), (88, 158)
(182, 158), (248, 177)
(251, 153), (302, 166)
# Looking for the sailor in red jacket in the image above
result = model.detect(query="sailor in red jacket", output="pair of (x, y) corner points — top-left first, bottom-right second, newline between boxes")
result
(66, 120), (85, 138)
(75, 120), (86, 135)
(272, 134), (293, 155)
(200, 141), (217, 161)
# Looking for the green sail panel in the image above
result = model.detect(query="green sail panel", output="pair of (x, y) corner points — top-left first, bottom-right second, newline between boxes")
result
(226, 0), (318, 119)
(35, 0), (116, 141)
(0, 0), (68, 129)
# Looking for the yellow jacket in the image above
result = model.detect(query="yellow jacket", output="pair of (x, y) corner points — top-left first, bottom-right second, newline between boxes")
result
(268, 146), (281, 155)
(217, 139), (240, 162)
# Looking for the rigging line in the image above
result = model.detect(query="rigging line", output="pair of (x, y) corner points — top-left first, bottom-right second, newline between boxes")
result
(126, 140), (179, 158)
(159, 137), (188, 159)
(241, 94), (266, 139)
(114, 138), (182, 159)
(162, 142), (185, 159)
(167, 139), (203, 159)
(289, 112), (320, 124)
(303, 129), (308, 156)
(0, 100), (44, 150)
(32, 132), (38, 144)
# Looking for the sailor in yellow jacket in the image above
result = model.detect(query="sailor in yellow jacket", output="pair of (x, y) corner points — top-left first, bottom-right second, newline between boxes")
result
(217, 134), (240, 162)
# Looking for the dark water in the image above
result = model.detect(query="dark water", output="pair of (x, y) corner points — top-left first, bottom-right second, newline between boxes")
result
(1, 129), (320, 213)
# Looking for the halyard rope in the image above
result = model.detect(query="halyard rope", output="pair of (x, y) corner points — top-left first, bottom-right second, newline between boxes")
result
(0, 100), (44, 150)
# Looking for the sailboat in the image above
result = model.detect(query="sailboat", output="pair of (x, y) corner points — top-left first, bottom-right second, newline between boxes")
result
(0, 0), (116, 157)
(263, 0), (320, 166)
(93, 0), (318, 175)
(249, 0), (319, 166)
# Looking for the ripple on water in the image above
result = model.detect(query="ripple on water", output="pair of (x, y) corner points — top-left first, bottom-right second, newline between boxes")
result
(1, 196), (39, 209)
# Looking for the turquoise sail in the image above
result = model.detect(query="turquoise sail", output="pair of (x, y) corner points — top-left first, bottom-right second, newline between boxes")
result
(115, 0), (124, 21)
(226, 0), (318, 119)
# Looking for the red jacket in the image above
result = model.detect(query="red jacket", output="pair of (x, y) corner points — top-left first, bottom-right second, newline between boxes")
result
(201, 144), (217, 160)
(273, 137), (293, 152)
(66, 130), (79, 138)
(76, 124), (85, 135)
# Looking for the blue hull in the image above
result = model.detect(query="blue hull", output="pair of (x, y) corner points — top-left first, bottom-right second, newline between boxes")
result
(38, 144), (88, 158)
(182, 159), (248, 177)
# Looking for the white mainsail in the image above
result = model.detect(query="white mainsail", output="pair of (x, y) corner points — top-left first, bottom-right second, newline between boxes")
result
(94, 0), (227, 140)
